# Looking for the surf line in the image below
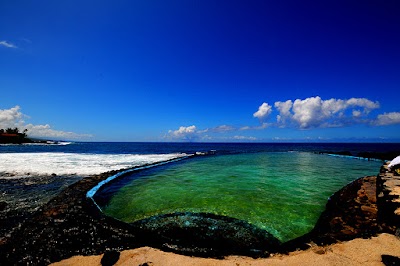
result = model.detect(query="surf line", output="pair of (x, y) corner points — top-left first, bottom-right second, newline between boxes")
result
(325, 153), (385, 162)
(86, 154), (193, 211)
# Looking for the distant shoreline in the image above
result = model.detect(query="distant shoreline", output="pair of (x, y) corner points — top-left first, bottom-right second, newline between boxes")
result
(0, 137), (70, 145)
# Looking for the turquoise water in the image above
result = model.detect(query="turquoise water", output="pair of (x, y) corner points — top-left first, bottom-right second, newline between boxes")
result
(101, 152), (382, 242)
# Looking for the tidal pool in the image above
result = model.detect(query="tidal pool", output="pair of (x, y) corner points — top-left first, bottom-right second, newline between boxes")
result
(97, 152), (382, 242)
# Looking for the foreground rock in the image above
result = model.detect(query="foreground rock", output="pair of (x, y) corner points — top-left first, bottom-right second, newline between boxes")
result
(0, 170), (138, 265)
(130, 212), (280, 257)
(0, 174), (82, 245)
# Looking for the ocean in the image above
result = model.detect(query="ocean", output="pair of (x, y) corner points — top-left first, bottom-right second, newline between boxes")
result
(1, 142), (399, 242)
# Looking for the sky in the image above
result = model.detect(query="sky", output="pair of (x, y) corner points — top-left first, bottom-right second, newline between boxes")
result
(1, 0), (400, 142)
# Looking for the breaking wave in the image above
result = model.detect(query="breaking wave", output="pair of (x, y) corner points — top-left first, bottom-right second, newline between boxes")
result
(0, 152), (187, 178)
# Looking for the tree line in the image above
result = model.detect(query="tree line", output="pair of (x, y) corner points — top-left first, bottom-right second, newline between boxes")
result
(0, 127), (30, 143)
(0, 127), (28, 137)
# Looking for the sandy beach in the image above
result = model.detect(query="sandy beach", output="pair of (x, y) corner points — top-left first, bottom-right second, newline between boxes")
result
(52, 233), (400, 266)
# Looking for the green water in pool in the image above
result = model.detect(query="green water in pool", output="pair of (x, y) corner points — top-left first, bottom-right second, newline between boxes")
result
(100, 152), (382, 242)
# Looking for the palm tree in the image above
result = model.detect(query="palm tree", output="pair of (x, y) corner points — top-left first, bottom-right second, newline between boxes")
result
(22, 129), (28, 138)
(3, 127), (24, 134)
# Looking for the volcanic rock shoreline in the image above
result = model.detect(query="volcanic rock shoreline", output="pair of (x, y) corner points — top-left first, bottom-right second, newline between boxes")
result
(0, 162), (399, 265)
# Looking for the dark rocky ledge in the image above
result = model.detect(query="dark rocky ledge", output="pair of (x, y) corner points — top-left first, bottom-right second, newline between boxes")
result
(0, 162), (398, 265)
(282, 163), (399, 253)
(129, 212), (280, 258)
(377, 163), (400, 232)
(0, 170), (139, 265)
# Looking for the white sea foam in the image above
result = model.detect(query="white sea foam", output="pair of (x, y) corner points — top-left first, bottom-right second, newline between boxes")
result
(0, 152), (187, 178)
(0, 141), (73, 146)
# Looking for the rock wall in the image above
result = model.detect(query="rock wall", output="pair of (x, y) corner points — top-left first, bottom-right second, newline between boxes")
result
(283, 162), (400, 253)
(282, 175), (380, 252)
(311, 176), (379, 242)
(377, 163), (400, 233)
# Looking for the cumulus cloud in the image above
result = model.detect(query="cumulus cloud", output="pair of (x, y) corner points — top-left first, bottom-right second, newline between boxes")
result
(0, 40), (17, 48)
(258, 96), (381, 129)
(0, 106), (25, 127)
(253, 102), (272, 120)
(166, 125), (259, 142)
(291, 97), (379, 128)
(167, 124), (239, 140)
(346, 98), (380, 111)
(167, 125), (198, 140)
(275, 100), (293, 125)
(0, 105), (92, 140)
(374, 112), (400, 126)
(169, 96), (399, 141)
(292, 97), (331, 128)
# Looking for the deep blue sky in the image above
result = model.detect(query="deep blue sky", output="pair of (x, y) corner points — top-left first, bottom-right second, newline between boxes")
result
(1, 1), (399, 142)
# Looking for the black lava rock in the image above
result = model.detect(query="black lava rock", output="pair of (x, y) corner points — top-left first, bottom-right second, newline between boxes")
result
(130, 212), (281, 258)
(0, 201), (7, 212)
(382, 254), (400, 266)
(101, 250), (120, 266)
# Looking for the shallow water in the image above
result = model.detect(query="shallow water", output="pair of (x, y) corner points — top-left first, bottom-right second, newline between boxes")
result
(99, 152), (382, 242)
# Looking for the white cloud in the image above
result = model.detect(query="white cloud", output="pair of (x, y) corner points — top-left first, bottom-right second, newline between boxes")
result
(292, 97), (328, 128)
(352, 110), (362, 118)
(0, 106), (25, 127)
(167, 124), (239, 140)
(253, 102), (272, 120)
(275, 100), (293, 125)
(167, 124), (251, 141)
(346, 98), (380, 112)
(374, 112), (400, 126)
(0, 40), (17, 48)
(167, 125), (198, 140)
(269, 96), (380, 129)
(24, 124), (92, 139)
(0, 105), (92, 140)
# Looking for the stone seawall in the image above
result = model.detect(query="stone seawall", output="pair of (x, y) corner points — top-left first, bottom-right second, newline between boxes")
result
(377, 163), (400, 233)
(283, 161), (399, 252)
(281, 175), (379, 252)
